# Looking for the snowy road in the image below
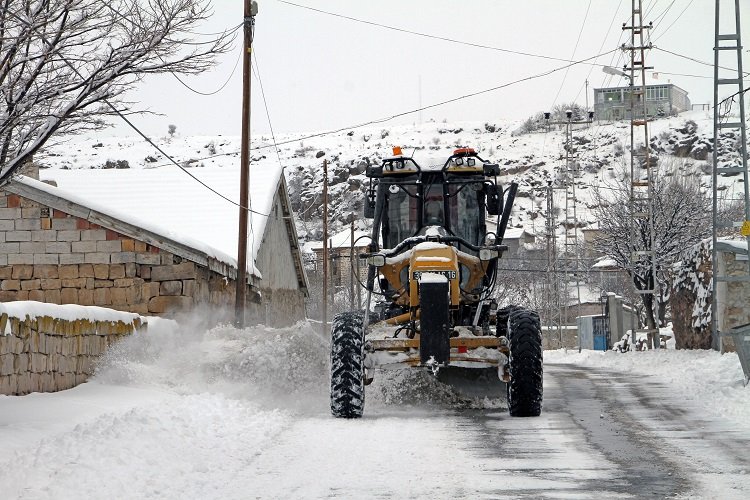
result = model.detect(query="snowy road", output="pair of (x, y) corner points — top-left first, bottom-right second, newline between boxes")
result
(238, 364), (750, 499)
(1, 321), (749, 499)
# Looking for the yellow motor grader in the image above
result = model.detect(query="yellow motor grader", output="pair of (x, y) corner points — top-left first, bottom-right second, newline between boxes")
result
(330, 147), (542, 418)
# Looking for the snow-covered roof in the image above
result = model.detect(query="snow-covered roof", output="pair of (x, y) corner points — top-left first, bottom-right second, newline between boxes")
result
(501, 227), (534, 240)
(716, 238), (749, 254)
(307, 228), (372, 251)
(592, 257), (619, 269)
(25, 159), (285, 277)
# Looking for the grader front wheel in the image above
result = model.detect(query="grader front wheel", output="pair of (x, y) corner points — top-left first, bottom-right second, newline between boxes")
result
(330, 312), (366, 418)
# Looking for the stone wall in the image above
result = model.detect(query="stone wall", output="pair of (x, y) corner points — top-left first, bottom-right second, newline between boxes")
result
(0, 191), (266, 322)
(671, 240), (749, 351)
(716, 249), (750, 352)
(0, 309), (145, 395)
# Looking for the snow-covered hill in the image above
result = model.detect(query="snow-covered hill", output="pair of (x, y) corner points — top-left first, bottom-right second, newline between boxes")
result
(35, 109), (746, 250)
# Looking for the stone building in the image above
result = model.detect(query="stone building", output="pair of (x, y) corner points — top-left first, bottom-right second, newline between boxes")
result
(307, 227), (371, 286)
(0, 165), (307, 327)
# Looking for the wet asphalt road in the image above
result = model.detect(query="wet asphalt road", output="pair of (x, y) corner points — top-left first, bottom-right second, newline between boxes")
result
(458, 363), (750, 498)
(247, 363), (750, 499)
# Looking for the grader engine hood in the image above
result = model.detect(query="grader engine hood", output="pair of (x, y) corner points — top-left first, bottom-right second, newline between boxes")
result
(408, 242), (458, 308)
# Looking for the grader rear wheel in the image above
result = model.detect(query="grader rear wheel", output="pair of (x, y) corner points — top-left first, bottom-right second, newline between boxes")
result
(506, 308), (543, 417)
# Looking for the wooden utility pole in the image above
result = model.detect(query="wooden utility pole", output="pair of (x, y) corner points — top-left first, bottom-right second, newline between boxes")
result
(322, 158), (329, 334)
(235, 0), (258, 328)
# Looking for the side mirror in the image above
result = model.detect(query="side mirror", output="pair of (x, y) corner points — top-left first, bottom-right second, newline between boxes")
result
(483, 163), (500, 176)
(364, 199), (375, 218)
(366, 165), (383, 178)
(363, 185), (376, 219)
(485, 184), (503, 216)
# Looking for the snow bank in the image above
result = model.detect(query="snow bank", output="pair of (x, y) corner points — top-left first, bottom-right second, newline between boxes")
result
(546, 348), (750, 427)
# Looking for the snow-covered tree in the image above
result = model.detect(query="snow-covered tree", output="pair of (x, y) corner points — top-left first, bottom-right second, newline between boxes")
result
(0, 0), (234, 183)
(590, 160), (712, 346)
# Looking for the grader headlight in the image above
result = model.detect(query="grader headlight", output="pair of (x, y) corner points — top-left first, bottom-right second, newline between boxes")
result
(367, 254), (386, 267)
(479, 247), (500, 261)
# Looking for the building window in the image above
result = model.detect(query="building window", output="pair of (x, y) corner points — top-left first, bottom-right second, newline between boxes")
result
(603, 91), (621, 102)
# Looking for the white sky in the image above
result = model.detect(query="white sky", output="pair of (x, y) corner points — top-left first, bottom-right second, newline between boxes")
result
(116, 0), (748, 138)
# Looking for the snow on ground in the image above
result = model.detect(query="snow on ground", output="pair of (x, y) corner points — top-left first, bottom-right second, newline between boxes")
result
(0, 313), (500, 499)
(1, 309), (749, 498)
(546, 347), (750, 428)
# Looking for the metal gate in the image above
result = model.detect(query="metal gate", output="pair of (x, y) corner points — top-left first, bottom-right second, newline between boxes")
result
(592, 316), (609, 351)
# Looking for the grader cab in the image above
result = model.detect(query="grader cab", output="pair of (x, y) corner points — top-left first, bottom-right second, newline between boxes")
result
(330, 147), (542, 418)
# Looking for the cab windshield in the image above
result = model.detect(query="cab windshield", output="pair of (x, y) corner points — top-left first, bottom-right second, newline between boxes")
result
(380, 178), (484, 250)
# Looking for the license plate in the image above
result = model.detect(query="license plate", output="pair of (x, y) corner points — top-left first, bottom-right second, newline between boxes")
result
(412, 270), (456, 281)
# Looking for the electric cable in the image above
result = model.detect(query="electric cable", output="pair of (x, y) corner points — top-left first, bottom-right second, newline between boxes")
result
(550, 0), (593, 109)
(277, 0), (610, 67)
(2, 8), (270, 218)
(149, 47), (619, 169)
(652, 0), (694, 42)
(654, 46), (750, 76)
(170, 45), (242, 96)
(572, 0), (624, 104)
(252, 50), (285, 171)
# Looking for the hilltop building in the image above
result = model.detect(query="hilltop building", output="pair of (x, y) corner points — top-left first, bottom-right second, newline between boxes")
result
(594, 83), (691, 121)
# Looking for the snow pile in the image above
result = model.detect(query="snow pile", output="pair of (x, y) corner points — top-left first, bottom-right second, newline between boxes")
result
(546, 348), (749, 427)
(96, 316), (332, 411)
(0, 391), (289, 499)
(370, 368), (506, 410)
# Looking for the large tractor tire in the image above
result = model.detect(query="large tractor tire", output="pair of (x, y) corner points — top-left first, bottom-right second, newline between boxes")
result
(330, 311), (366, 418)
(506, 308), (543, 417)
(495, 305), (522, 337)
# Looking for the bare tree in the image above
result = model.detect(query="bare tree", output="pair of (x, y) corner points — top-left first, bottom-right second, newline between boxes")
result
(0, 0), (235, 183)
(590, 159), (712, 340)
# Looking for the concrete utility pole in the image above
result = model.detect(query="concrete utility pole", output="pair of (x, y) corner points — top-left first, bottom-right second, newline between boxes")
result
(623, 0), (659, 349)
(544, 111), (593, 350)
(235, 0), (258, 328)
(322, 158), (329, 335)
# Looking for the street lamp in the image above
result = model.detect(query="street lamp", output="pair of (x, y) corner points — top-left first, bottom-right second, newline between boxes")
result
(602, 65), (631, 81)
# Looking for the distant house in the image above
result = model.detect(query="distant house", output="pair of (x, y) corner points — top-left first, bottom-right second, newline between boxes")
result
(0, 163), (307, 327)
(594, 83), (691, 121)
(581, 226), (604, 259)
(307, 227), (371, 287)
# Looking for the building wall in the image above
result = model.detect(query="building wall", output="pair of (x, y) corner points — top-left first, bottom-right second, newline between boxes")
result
(251, 189), (307, 326)
(0, 191), (262, 323)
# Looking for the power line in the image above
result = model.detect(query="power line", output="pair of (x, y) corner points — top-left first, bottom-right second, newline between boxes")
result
(98, 1), (243, 96)
(249, 49), (617, 150)
(652, 0), (694, 42)
(4, 8), (270, 218)
(550, 0), (593, 108)
(649, 0), (677, 33)
(252, 51), (284, 172)
(654, 46), (750, 76)
(150, 47), (618, 168)
(277, 0), (610, 68)
(573, 0), (624, 103)
(171, 45), (242, 96)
